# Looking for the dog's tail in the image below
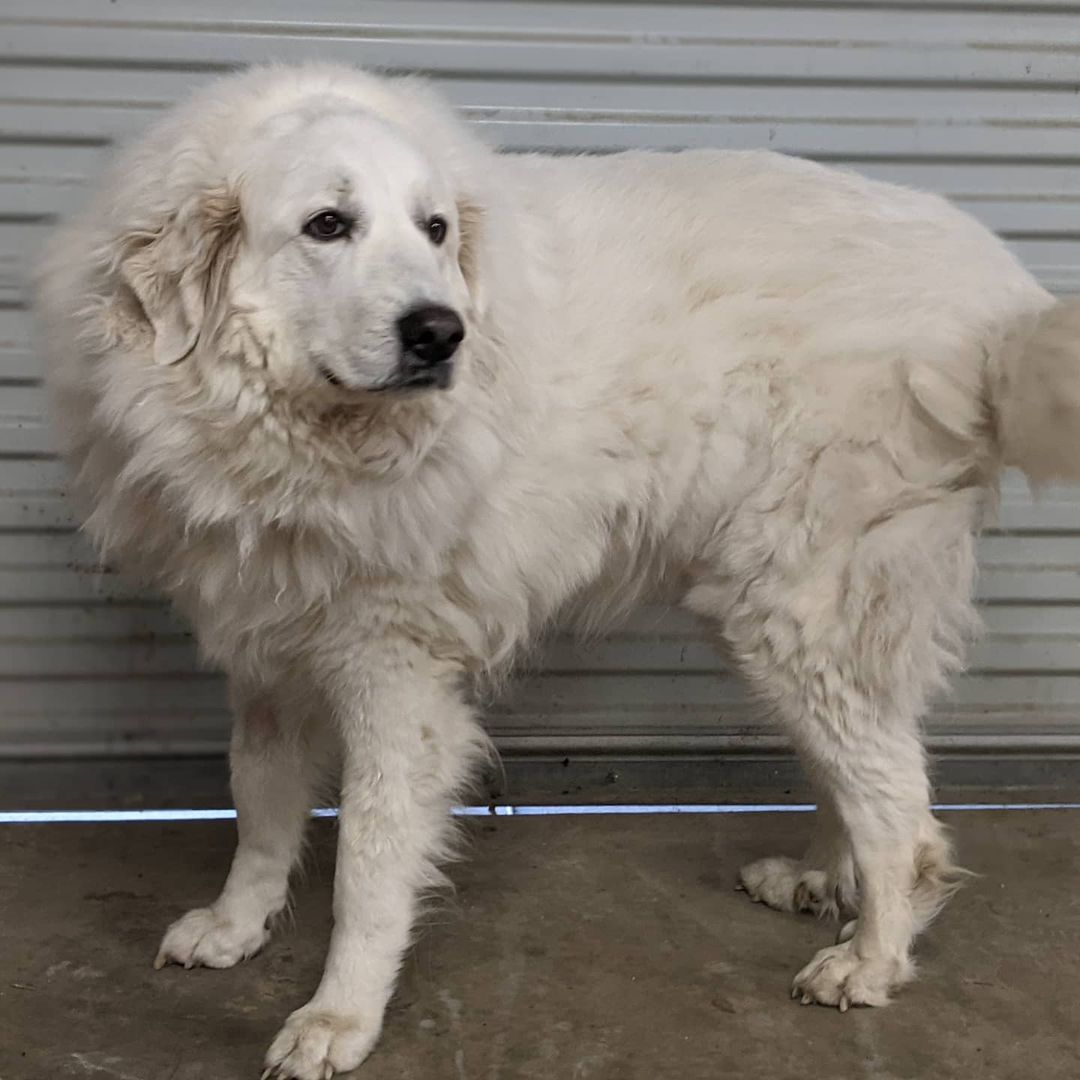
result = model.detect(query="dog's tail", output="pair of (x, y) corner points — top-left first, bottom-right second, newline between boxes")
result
(993, 298), (1080, 485)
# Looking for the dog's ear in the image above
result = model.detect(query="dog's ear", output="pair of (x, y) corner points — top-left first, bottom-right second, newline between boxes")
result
(119, 187), (241, 365)
(456, 195), (486, 314)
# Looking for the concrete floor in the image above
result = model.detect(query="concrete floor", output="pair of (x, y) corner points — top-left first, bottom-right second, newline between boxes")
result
(1, 809), (1078, 1080)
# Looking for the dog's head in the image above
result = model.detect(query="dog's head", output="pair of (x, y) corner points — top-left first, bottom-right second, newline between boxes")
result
(111, 70), (487, 397)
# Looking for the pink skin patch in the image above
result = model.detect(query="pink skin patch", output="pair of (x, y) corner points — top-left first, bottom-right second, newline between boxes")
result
(241, 702), (279, 750)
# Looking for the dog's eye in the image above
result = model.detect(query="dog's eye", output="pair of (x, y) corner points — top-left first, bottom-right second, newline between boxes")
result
(426, 215), (448, 246)
(303, 210), (352, 241)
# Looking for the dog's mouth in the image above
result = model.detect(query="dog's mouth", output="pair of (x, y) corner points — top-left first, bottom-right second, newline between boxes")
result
(372, 361), (455, 393)
(317, 364), (343, 387)
(316, 361), (454, 394)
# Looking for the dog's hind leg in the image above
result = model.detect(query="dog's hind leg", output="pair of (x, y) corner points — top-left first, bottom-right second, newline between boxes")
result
(155, 678), (322, 971)
(688, 487), (977, 1008)
(738, 793), (858, 921)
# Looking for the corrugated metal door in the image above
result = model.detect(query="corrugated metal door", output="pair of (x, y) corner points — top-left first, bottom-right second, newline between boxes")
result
(4, 1), (1080, 763)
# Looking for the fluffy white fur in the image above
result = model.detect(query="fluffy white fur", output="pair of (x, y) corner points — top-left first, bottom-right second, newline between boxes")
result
(36, 63), (1080, 1076)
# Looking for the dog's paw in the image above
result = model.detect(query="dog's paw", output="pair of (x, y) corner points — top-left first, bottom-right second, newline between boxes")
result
(737, 856), (836, 918)
(154, 906), (270, 970)
(791, 940), (911, 1011)
(263, 1006), (380, 1080)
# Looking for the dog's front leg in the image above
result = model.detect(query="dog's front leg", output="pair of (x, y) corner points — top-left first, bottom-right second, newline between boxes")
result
(263, 648), (486, 1080)
(156, 679), (325, 972)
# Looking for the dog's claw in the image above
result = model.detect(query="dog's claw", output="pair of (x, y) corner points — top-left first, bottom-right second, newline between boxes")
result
(800, 993), (813, 1006)
(839, 994), (850, 1013)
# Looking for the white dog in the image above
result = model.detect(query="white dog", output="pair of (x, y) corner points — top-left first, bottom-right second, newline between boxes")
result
(36, 63), (1080, 1078)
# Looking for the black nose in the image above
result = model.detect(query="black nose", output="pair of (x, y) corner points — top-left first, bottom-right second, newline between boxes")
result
(397, 305), (465, 367)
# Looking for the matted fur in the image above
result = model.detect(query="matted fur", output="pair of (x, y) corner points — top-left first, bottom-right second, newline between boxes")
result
(36, 63), (1080, 1077)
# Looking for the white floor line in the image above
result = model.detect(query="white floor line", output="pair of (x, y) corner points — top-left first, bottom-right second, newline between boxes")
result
(2, 802), (1080, 824)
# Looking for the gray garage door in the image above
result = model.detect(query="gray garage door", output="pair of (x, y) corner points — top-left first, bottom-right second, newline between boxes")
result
(3, 1), (1080, 766)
